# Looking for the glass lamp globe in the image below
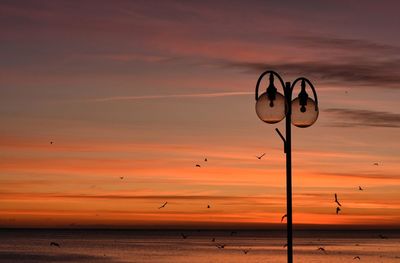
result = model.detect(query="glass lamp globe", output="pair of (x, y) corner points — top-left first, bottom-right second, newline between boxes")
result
(291, 97), (319, 128)
(255, 92), (286, 124)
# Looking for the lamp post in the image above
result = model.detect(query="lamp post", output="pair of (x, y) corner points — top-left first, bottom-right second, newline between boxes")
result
(255, 70), (319, 263)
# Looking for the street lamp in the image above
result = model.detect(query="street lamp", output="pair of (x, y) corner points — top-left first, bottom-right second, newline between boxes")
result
(255, 70), (319, 263)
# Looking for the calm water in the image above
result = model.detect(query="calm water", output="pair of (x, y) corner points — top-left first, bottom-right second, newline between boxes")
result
(0, 229), (399, 262)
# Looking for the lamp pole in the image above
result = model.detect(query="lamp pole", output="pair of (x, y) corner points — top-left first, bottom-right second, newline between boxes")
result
(255, 71), (319, 263)
(284, 81), (293, 263)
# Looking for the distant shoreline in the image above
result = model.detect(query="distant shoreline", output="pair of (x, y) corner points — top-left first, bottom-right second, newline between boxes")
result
(0, 228), (399, 239)
(1, 224), (399, 231)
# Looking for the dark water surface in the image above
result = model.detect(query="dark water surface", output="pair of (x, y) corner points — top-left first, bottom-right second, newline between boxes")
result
(0, 229), (399, 262)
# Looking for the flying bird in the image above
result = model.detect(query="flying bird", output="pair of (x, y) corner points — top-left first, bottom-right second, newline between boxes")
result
(120, 176), (124, 180)
(207, 205), (210, 208)
(378, 234), (388, 239)
(181, 233), (188, 239)
(50, 242), (60, 248)
(281, 214), (287, 223)
(204, 158), (207, 162)
(196, 164), (201, 168)
(358, 186), (364, 191)
(50, 141), (54, 145)
(373, 162), (379, 166)
(317, 247), (327, 253)
(336, 207), (341, 215)
(211, 238), (215, 242)
(158, 202), (168, 209)
(353, 256), (361, 260)
(242, 249), (251, 254)
(334, 193), (342, 206)
(256, 153), (266, 160)
(216, 244), (226, 249)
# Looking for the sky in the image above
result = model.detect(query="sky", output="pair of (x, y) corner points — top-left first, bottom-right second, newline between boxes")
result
(0, 0), (399, 229)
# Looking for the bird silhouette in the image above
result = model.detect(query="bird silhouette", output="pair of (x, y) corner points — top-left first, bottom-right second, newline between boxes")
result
(50, 141), (54, 145)
(207, 205), (210, 208)
(317, 247), (326, 253)
(358, 186), (364, 191)
(281, 214), (287, 223)
(373, 162), (379, 166)
(353, 256), (361, 260)
(120, 176), (124, 180)
(378, 234), (388, 239)
(242, 249), (251, 254)
(334, 193), (342, 206)
(216, 244), (226, 249)
(211, 238), (215, 242)
(196, 164), (201, 168)
(336, 207), (341, 215)
(50, 242), (60, 248)
(256, 153), (266, 160)
(204, 158), (207, 162)
(158, 202), (168, 209)
(181, 233), (188, 239)
(230, 231), (237, 236)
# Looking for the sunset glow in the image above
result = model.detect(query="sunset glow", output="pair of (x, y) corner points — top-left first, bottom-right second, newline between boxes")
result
(0, 0), (399, 229)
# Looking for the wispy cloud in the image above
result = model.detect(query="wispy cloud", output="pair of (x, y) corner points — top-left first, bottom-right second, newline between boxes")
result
(218, 34), (400, 89)
(324, 108), (400, 128)
(0, 252), (119, 263)
(85, 91), (252, 102)
(0, 192), (277, 202)
(292, 35), (400, 55)
(320, 171), (399, 180)
(223, 58), (400, 88)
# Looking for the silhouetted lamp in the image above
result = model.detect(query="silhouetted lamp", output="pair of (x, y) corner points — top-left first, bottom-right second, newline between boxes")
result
(255, 72), (318, 127)
(254, 70), (319, 263)
(291, 79), (319, 128)
(255, 73), (286, 123)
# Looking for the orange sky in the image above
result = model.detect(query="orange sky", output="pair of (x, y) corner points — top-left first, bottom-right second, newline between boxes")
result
(0, 0), (399, 229)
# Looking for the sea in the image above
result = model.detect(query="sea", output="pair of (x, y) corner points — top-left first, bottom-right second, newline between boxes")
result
(0, 229), (399, 262)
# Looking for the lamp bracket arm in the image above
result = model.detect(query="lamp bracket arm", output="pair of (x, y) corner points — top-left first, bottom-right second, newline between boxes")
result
(275, 128), (287, 153)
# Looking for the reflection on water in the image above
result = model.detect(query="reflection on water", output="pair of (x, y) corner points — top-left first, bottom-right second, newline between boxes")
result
(0, 230), (399, 263)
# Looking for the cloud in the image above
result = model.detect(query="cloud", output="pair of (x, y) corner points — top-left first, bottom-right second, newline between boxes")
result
(320, 171), (399, 180)
(292, 35), (400, 55)
(324, 108), (400, 128)
(0, 193), (285, 206)
(85, 91), (252, 102)
(55, 194), (237, 200)
(223, 58), (400, 88)
(220, 35), (400, 89)
(0, 193), (249, 201)
(0, 251), (119, 263)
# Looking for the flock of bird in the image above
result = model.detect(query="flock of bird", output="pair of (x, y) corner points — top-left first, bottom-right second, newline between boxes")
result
(156, 154), (384, 258)
(47, 142), (391, 259)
